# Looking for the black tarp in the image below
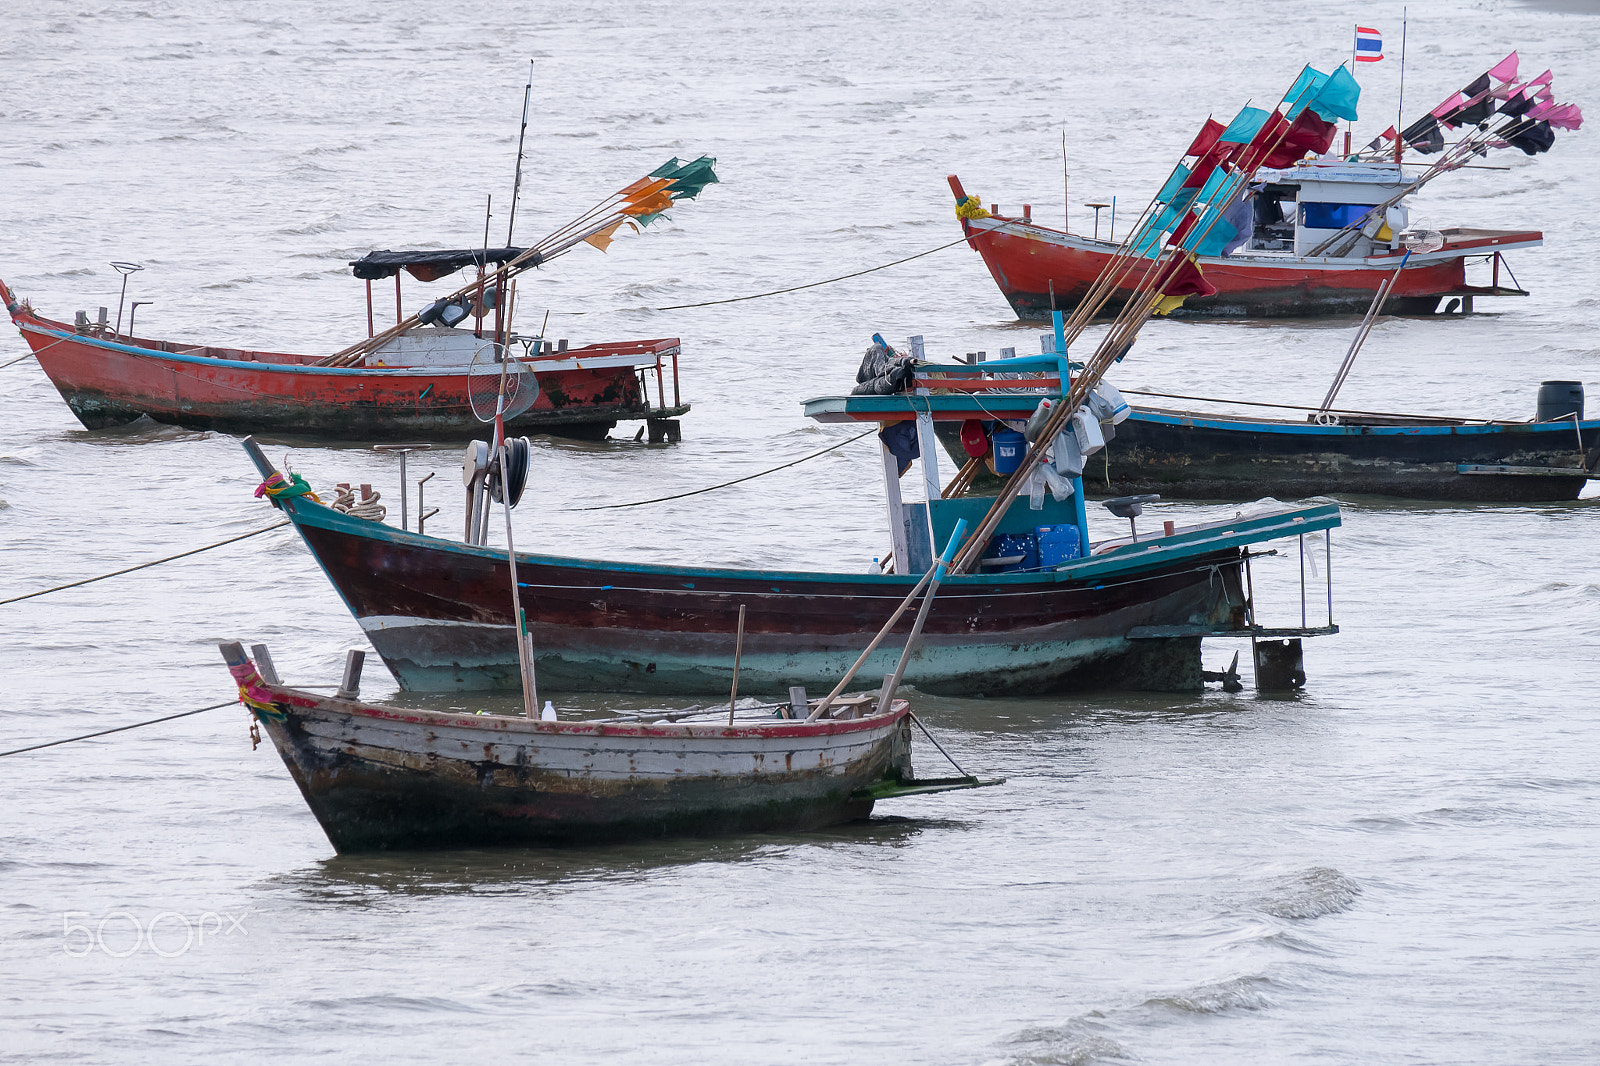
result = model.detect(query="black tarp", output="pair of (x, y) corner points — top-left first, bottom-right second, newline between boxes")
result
(349, 247), (540, 282)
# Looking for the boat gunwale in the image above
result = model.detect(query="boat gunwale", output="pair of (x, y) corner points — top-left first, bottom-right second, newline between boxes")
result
(257, 677), (910, 741)
(15, 318), (681, 378)
(274, 493), (1338, 586)
(1130, 406), (1600, 437)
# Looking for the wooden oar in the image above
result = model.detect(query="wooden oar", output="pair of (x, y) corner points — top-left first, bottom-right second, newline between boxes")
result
(808, 520), (967, 721)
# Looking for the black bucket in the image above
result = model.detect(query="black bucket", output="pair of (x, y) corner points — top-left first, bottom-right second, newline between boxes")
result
(1536, 380), (1584, 422)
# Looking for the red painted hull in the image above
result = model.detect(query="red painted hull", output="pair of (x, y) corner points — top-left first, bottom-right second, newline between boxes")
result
(2, 279), (686, 440)
(960, 217), (1539, 319)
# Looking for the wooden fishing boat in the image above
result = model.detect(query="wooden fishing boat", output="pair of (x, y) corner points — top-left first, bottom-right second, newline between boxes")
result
(2, 156), (721, 441)
(953, 170), (1537, 320)
(0, 271), (687, 442)
(954, 52), (1578, 319)
(926, 365), (1600, 502)
(219, 641), (987, 852)
(1091, 399), (1600, 502)
(241, 336), (1341, 697)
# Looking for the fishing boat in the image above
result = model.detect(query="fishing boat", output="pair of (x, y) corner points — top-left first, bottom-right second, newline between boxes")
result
(928, 355), (1599, 503)
(1087, 389), (1600, 503)
(239, 323), (1341, 698)
(219, 641), (991, 852)
(1, 157), (717, 441)
(956, 50), (1578, 319)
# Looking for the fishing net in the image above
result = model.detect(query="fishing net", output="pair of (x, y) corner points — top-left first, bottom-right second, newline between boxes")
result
(467, 341), (540, 423)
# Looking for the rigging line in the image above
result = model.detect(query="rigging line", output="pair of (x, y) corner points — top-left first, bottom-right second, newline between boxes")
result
(1120, 389), (1496, 424)
(0, 521), (291, 607)
(551, 235), (973, 316)
(0, 701), (237, 758)
(907, 710), (971, 778)
(1, 332), (78, 369)
(562, 429), (875, 511)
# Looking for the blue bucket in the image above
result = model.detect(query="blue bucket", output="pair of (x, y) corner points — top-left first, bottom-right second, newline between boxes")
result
(991, 429), (1026, 474)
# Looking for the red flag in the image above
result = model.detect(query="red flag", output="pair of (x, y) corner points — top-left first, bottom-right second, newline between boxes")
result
(1156, 253), (1216, 298)
(1262, 108), (1338, 168)
(1185, 118), (1226, 158)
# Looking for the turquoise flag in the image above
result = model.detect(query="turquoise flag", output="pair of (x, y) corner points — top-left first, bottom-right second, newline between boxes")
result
(1219, 106), (1271, 144)
(1284, 66), (1330, 117)
(1310, 65), (1361, 122)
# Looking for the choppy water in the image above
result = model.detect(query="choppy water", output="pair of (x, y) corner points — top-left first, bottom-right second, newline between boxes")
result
(3, 1), (1599, 1062)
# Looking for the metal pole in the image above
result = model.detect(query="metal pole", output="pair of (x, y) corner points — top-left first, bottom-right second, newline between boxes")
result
(1299, 533), (1307, 629)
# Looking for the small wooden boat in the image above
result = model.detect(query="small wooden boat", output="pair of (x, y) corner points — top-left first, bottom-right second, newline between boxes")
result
(218, 641), (991, 852)
(0, 272), (687, 442)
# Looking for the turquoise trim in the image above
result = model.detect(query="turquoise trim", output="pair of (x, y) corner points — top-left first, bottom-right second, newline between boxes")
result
(1132, 409), (1600, 438)
(24, 324), (415, 377)
(278, 494), (1340, 588)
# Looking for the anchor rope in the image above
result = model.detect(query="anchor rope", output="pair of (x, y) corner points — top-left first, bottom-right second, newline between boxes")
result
(0, 521), (290, 607)
(562, 429), (875, 511)
(0, 701), (236, 758)
(550, 235), (972, 315)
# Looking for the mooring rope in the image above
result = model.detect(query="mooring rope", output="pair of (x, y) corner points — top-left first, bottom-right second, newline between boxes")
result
(562, 429), (875, 511)
(0, 521), (290, 607)
(0, 700), (237, 758)
(551, 235), (972, 315)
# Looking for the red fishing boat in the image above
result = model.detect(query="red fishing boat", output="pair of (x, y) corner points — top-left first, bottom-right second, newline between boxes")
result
(952, 175), (1539, 319)
(2, 156), (718, 440)
(0, 271), (685, 442)
(955, 50), (1576, 319)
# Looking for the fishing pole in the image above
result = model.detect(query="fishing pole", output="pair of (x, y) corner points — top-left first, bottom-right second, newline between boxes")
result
(506, 59), (534, 248)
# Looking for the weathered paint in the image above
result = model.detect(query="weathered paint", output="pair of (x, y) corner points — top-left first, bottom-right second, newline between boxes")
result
(1, 282), (685, 440)
(266, 488), (1338, 695)
(937, 411), (1600, 502)
(958, 216), (1539, 320)
(221, 647), (916, 852)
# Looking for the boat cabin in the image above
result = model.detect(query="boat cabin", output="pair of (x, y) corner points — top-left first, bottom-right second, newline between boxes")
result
(1247, 159), (1410, 257)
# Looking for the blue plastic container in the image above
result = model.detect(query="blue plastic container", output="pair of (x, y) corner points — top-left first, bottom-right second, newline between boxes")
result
(1036, 524), (1083, 568)
(991, 429), (1026, 474)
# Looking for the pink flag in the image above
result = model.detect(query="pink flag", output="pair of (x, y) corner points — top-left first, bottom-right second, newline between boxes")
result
(1529, 68), (1554, 86)
(1487, 51), (1519, 83)
(1431, 93), (1465, 118)
(1547, 103), (1584, 131)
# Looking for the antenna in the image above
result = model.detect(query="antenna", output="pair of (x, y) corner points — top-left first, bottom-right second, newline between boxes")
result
(505, 60), (535, 248)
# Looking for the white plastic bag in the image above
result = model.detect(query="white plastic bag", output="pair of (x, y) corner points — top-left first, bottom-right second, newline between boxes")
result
(1041, 463), (1076, 501)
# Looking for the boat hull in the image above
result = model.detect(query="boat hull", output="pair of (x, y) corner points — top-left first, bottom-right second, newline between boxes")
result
(3, 290), (685, 440)
(960, 217), (1537, 319)
(939, 412), (1598, 502)
(228, 656), (913, 852)
(278, 498), (1250, 696)
(1102, 411), (1600, 502)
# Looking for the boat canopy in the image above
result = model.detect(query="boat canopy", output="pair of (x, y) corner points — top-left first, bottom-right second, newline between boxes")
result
(349, 247), (538, 282)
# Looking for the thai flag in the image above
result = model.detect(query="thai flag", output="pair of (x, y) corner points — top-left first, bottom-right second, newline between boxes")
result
(1355, 26), (1383, 63)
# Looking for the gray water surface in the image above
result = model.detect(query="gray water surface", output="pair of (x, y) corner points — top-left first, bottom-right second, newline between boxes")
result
(2, 2), (1598, 1062)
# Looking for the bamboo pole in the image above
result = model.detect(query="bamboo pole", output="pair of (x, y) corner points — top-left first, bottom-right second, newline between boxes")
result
(809, 521), (966, 721)
(727, 604), (746, 725)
